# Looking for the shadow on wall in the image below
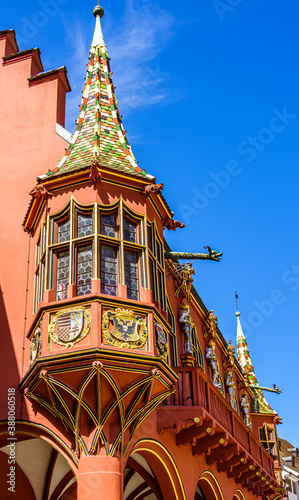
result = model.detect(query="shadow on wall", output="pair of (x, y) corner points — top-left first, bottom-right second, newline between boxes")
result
(0, 283), (26, 420)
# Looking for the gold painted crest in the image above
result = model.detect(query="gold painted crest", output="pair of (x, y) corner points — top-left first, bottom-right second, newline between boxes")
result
(48, 306), (91, 348)
(102, 308), (147, 349)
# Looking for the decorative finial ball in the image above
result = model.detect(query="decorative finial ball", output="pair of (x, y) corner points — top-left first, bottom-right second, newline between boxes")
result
(93, 5), (104, 18)
(235, 311), (240, 317)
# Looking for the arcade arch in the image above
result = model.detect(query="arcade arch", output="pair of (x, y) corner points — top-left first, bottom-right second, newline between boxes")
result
(124, 439), (186, 500)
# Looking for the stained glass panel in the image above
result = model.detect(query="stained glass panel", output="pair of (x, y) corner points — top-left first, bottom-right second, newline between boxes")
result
(124, 250), (139, 300)
(58, 219), (70, 243)
(101, 213), (116, 238)
(123, 217), (137, 243)
(77, 245), (92, 296)
(101, 245), (117, 296)
(56, 250), (69, 300)
(78, 214), (93, 237)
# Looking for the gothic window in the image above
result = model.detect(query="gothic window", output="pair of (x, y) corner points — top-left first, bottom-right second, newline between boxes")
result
(44, 203), (94, 306)
(33, 200), (150, 309)
(56, 250), (70, 300)
(259, 424), (278, 458)
(34, 223), (47, 311)
(77, 213), (93, 237)
(57, 219), (70, 243)
(123, 216), (137, 243)
(147, 222), (166, 310)
(191, 327), (204, 370)
(101, 245), (117, 296)
(101, 213), (117, 238)
(124, 250), (139, 300)
(77, 245), (93, 296)
(167, 299), (178, 367)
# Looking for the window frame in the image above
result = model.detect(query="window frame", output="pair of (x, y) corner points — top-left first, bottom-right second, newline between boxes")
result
(33, 198), (151, 310)
(147, 220), (166, 310)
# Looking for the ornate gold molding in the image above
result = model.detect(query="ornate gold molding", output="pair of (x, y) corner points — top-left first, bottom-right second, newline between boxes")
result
(48, 306), (91, 348)
(102, 308), (147, 349)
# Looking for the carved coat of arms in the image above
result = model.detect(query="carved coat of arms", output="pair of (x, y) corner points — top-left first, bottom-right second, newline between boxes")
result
(155, 323), (168, 360)
(48, 307), (91, 348)
(102, 308), (147, 348)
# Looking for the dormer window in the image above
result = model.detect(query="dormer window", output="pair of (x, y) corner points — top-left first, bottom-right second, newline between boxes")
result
(259, 424), (278, 458)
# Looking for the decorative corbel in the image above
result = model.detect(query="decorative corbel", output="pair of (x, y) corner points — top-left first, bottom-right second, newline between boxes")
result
(29, 183), (53, 200)
(162, 218), (185, 231)
(142, 183), (164, 196)
(89, 158), (101, 184)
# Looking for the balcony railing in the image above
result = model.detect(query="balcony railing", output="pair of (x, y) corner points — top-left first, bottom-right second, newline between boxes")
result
(163, 365), (274, 477)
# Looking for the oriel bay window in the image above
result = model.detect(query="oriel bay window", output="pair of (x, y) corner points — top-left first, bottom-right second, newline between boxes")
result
(33, 199), (160, 311)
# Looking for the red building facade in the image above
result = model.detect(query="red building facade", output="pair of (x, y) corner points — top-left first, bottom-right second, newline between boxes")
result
(0, 6), (285, 500)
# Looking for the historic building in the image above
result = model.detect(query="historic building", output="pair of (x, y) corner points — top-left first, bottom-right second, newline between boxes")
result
(0, 5), (286, 499)
(278, 438), (299, 500)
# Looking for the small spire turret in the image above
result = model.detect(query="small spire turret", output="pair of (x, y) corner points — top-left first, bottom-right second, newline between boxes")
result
(92, 5), (105, 47)
(43, 4), (153, 180)
(235, 307), (275, 414)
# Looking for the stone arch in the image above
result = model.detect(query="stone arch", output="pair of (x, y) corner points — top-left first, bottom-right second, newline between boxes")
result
(125, 439), (186, 500)
(0, 420), (77, 499)
(197, 470), (224, 500)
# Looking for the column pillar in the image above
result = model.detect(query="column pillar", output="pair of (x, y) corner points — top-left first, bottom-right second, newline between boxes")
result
(77, 455), (122, 499)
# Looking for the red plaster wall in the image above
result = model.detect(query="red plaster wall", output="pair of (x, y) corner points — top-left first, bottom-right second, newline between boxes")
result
(0, 31), (70, 419)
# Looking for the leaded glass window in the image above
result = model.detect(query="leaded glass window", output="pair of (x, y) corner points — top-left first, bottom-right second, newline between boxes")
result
(36, 200), (149, 307)
(123, 217), (137, 243)
(101, 213), (116, 238)
(124, 250), (139, 300)
(56, 250), (69, 300)
(77, 245), (92, 296)
(57, 219), (70, 243)
(101, 245), (117, 296)
(147, 222), (166, 310)
(77, 214), (93, 238)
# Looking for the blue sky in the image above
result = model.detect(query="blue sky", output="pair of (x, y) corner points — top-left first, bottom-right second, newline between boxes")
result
(4, 0), (299, 445)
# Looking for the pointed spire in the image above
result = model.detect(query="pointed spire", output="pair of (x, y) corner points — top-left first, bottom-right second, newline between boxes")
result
(235, 309), (274, 414)
(92, 6), (105, 47)
(45, 5), (153, 180)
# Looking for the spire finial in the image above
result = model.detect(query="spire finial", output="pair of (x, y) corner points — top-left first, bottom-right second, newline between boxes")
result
(93, 4), (104, 18)
(235, 291), (240, 316)
(92, 4), (105, 46)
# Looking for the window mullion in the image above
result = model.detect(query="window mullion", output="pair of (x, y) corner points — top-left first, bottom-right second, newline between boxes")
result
(69, 241), (74, 285)
(143, 216), (150, 290)
(94, 202), (98, 279)
(119, 198), (124, 285)
(45, 213), (51, 290)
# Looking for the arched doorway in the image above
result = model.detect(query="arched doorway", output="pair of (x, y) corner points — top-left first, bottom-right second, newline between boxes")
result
(124, 440), (186, 500)
(196, 471), (224, 500)
(124, 453), (163, 499)
(0, 435), (77, 499)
